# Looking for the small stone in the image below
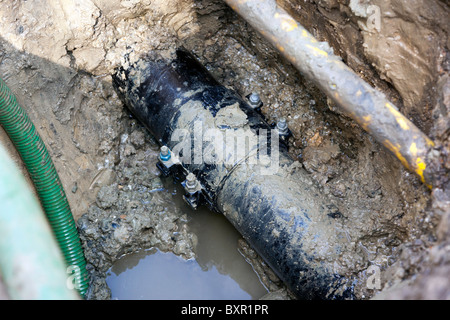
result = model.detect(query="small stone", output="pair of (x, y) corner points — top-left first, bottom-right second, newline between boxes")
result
(96, 184), (119, 209)
(130, 130), (146, 148)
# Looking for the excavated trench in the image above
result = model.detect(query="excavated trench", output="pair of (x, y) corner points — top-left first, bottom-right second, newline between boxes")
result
(0, 0), (448, 300)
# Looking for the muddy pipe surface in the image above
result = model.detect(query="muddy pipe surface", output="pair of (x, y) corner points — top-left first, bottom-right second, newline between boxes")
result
(223, 0), (444, 189)
(113, 48), (356, 299)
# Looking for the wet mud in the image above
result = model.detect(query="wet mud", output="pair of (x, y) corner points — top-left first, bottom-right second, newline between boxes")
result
(0, 0), (448, 299)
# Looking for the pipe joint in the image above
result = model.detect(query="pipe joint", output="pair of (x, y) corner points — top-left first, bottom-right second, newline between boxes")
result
(182, 172), (205, 210)
(156, 146), (183, 178)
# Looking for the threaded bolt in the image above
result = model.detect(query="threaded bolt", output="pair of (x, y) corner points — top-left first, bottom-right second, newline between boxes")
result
(185, 173), (198, 192)
(276, 117), (288, 135)
(159, 145), (171, 161)
(248, 92), (261, 108)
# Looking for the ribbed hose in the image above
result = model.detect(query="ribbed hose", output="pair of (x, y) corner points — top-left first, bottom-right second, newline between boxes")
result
(0, 77), (89, 297)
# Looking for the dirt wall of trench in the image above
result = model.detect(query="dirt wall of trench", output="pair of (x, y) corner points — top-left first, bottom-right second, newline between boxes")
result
(0, 0), (448, 299)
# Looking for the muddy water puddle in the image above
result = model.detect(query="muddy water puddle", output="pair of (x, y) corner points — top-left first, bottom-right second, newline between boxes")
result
(106, 178), (268, 300)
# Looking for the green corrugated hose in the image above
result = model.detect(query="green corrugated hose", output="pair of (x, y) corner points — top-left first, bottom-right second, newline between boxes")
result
(0, 77), (89, 298)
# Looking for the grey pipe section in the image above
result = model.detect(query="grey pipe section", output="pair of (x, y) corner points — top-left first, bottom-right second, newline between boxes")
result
(0, 143), (79, 300)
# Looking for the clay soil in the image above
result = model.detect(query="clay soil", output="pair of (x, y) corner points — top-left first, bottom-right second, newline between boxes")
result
(0, 0), (448, 299)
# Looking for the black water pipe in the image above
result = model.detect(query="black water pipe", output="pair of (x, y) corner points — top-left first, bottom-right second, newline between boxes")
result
(112, 48), (356, 299)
